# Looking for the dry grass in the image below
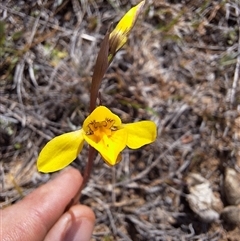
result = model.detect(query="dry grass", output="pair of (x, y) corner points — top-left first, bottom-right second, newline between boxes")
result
(1, 0), (240, 240)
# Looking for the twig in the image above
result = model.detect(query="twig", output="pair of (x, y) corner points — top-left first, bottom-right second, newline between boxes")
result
(114, 132), (190, 187)
(228, 2), (240, 105)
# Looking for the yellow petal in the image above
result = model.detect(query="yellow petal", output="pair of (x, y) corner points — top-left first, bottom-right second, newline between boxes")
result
(83, 106), (122, 131)
(84, 129), (127, 166)
(37, 130), (84, 173)
(109, 1), (145, 61)
(124, 121), (157, 149)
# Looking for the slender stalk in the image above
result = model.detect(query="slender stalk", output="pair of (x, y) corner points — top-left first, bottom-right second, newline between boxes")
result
(66, 147), (96, 208)
(69, 33), (110, 208)
(82, 147), (96, 188)
(89, 31), (109, 112)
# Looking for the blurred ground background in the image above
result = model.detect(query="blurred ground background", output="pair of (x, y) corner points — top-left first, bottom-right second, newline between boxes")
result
(1, 0), (240, 240)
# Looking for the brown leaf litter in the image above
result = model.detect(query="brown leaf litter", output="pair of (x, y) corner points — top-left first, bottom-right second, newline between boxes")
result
(1, 0), (240, 240)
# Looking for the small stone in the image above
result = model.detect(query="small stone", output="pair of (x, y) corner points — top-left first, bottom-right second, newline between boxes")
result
(224, 167), (240, 205)
(221, 205), (240, 226)
(186, 173), (223, 223)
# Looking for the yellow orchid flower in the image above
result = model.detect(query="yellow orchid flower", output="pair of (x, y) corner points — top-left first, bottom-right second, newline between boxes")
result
(37, 106), (157, 173)
(108, 0), (145, 62)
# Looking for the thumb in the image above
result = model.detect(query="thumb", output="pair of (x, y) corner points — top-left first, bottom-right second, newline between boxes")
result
(44, 204), (95, 241)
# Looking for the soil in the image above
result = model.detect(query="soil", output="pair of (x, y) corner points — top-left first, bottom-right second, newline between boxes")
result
(1, 0), (240, 240)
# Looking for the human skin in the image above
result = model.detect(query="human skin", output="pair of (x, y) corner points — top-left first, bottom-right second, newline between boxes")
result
(2, 167), (95, 241)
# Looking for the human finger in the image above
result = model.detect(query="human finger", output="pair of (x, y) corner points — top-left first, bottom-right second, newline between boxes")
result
(3, 167), (83, 241)
(44, 204), (95, 241)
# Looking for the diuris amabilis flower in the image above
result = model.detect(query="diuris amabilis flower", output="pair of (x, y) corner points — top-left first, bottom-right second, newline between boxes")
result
(37, 106), (157, 173)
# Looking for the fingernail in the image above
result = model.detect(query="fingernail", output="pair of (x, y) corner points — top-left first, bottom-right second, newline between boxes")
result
(64, 217), (94, 241)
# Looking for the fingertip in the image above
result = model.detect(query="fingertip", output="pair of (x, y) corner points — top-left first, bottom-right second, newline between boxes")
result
(69, 204), (96, 223)
(44, 205), (95, 241)
(64, 205), (95, 241)
(56, 166), (83, 183)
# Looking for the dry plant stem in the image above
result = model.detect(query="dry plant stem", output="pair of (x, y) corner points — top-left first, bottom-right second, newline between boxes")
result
(67, 31), (110, 209)
(82, 147), (96, 188)
(70, 28), (111, 204)
(229, 5), (240, 105)
(66, 30), (110, 209)
(68, 147), (96, 207)
(89, 31), (110, 112)
(64, 148), (96, 212)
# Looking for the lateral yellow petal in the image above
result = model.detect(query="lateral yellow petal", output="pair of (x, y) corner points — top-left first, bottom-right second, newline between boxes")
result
(124, 121), (157, 149)
(84, 128), (127, 166)
(37, 130), (84, 173)
(109, 1), (145, 61)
